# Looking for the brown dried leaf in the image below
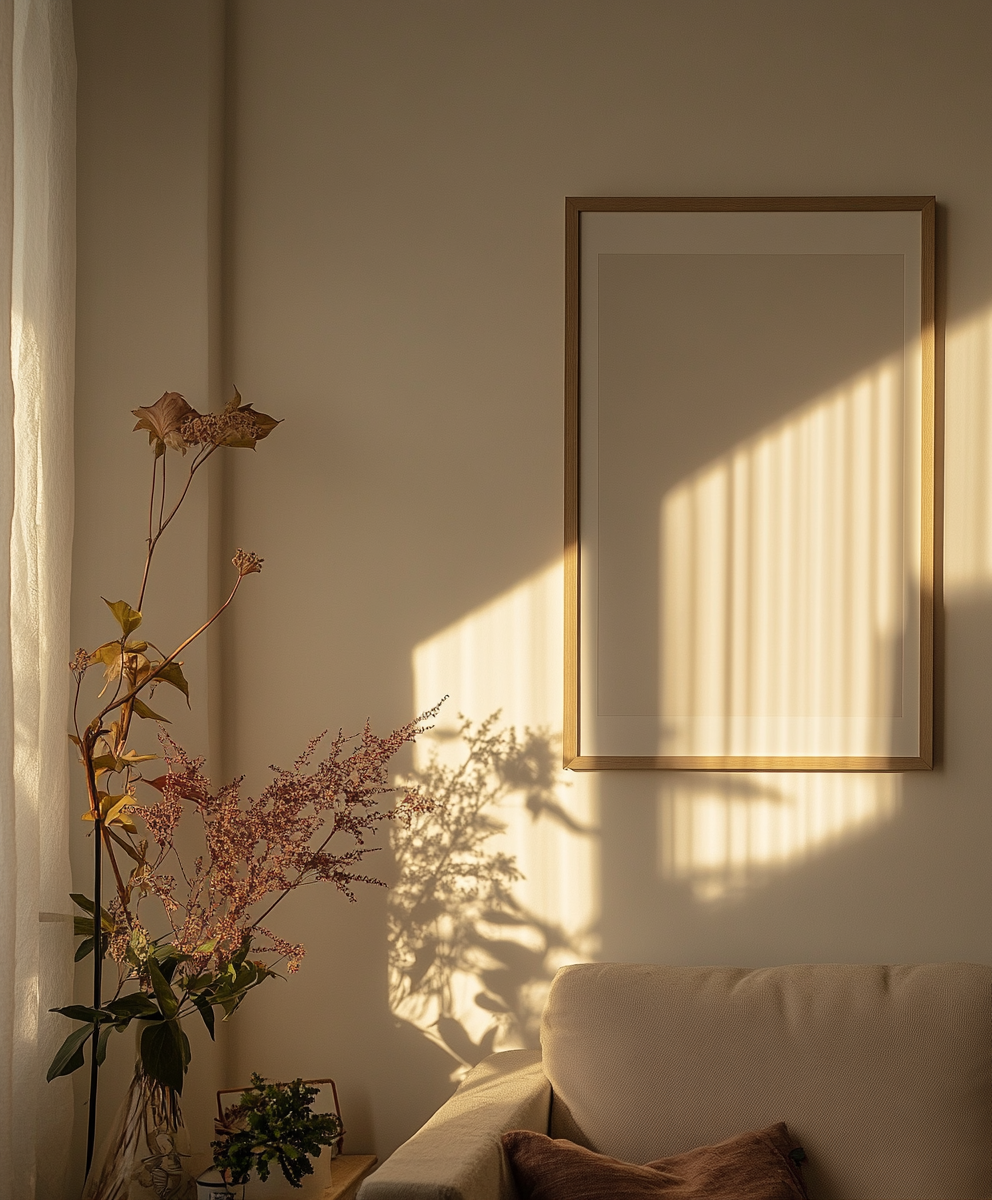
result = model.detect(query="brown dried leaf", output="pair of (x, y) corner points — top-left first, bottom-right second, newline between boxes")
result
(131, 392), (198, 454)
(142, 774), (203, 801)
(238, 404), (281, 442)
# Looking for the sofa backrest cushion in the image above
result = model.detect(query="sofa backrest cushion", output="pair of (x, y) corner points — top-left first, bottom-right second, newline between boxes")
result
(541, 962), (992, 1200)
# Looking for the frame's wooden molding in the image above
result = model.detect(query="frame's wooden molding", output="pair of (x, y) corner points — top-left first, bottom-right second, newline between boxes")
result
(563, 198), (581, 765)
(565, 755), (932, 772)
(918, 197), (936, 769)
(564, 196), (939, 772)
(567, 196), (936, 213)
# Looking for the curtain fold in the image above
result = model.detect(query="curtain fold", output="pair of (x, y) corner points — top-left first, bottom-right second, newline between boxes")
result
(0, 0), (75, 1196)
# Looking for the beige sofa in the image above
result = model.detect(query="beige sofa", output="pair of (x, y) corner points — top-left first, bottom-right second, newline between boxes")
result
(360, 962), (992, 1200)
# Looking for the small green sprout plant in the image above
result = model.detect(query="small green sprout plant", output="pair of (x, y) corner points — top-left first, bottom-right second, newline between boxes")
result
(212, 1074), (342, 1188)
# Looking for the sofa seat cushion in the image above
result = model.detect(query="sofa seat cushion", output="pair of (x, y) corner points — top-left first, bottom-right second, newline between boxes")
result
(503, 1122), (808, 1199)
(541, 962), (992, 1199)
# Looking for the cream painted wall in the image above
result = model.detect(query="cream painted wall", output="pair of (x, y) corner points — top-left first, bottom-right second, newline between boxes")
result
(70, 0), (992, 1188)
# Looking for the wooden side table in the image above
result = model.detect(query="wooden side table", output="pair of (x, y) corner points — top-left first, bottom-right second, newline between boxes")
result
(325, 1154), (377, 1200)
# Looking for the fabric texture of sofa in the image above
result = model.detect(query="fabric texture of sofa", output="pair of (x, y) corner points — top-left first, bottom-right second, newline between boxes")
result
(359, 961), (992, 1200)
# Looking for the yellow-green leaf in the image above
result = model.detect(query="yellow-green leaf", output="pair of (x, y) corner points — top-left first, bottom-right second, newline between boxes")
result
(104, 796), (131, 821)
(82, 798), (138, 833)
(103, 599), (142, 637)
(69, 894), (115, 932)
(99, 793), (127, 817)
(120, 750), (159, 764)
(155, 661), (190, 707)
(88, 641), (123, 667)
(132, 698), (170, 723)
(96, 794), (138, 834)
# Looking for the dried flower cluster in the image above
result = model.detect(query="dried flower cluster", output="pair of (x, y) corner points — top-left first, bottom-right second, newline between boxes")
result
(118, 708), (440, 979)
(132, 387), (280, 456)
(232, 548), (264, 577)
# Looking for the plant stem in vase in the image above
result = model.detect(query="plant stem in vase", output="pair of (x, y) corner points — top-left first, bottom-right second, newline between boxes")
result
(82, 1024), (195, 1200)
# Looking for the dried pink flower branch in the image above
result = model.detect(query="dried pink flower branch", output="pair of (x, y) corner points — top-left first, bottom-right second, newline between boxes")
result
(126, 702), (441, 979)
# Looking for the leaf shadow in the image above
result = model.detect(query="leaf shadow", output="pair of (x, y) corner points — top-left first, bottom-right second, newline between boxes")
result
(388, 714), (590, 1070)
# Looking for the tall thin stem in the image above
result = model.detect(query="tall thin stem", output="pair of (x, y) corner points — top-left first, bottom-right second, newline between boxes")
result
(102, 827), (132, 929)
(158, 451), (167, 534)
(86, 813), (103, 1175)
(137, 444), (216, 611)
(146, 452), (158, 549)
(97, 570), (245, 726)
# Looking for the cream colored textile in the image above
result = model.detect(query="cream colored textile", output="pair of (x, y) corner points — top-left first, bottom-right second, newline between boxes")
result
(542, 962), (992, 1200)
(359, 1050), (550, 1200)
(0, 1), (76, 1197)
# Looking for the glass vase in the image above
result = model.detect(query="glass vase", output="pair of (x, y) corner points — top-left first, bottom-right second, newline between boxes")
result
(82, 1045), (196, 1200)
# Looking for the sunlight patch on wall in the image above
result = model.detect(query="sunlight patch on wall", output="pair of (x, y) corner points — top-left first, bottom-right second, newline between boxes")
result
(657, 356), (909, 755)
(944, 305), (992, 593)
(414, 560), (565, 739)
(659, 772), (900, 901)
(395, 561), (599, 1077)
(653, 356), (908, 888)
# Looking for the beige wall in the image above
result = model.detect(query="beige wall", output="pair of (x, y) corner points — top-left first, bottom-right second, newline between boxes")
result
(71, 0), (992, 1189)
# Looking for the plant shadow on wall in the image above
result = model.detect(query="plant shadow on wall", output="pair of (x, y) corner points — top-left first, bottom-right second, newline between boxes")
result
(387, 714), (597, 1076)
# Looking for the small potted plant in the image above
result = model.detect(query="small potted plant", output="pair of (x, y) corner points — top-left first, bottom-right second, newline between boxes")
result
(200, 1074), (343, 1197)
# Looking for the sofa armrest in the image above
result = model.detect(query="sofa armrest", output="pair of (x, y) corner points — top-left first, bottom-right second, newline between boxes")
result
(358, 1048), (549, 1200)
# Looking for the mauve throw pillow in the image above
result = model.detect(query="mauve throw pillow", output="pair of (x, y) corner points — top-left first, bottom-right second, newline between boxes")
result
(501, 1122), (809, 1200)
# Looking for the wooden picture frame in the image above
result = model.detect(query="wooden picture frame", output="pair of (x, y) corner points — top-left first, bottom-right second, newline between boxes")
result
(564, 196), (937, 771)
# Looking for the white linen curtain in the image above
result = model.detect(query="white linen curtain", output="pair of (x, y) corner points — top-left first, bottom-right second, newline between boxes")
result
(0, 0), (75, 1197)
